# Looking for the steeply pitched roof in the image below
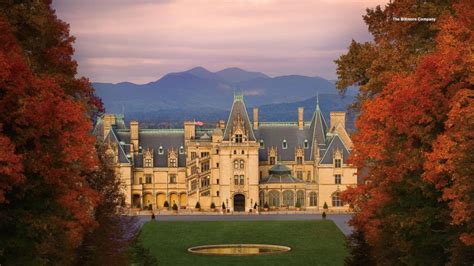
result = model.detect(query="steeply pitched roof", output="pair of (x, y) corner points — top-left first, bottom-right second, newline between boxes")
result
(319, 133), (350, 164)
(254, 123), (312, 161)
(223, 93), (256, 141)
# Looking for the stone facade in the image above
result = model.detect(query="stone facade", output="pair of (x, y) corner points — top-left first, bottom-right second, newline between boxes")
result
(95, 94), (357, 212)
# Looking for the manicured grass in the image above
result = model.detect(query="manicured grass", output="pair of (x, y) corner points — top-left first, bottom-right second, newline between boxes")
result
(139, 220), (348, 265)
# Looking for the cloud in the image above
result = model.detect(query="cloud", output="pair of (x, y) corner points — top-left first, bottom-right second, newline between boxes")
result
(54, 0), (389, 83)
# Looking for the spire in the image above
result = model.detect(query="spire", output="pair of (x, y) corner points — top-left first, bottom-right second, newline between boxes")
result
(316, 91), (320, 111)
(223, 89), (255, 141)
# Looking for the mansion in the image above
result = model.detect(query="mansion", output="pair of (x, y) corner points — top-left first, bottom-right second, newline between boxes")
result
(94, 94), (357, 212)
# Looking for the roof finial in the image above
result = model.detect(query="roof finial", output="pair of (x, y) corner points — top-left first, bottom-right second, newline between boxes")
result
(316, 91), (320, 111)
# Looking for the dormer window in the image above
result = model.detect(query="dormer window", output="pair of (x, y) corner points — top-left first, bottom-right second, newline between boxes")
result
(179, 145), (184, 154)
(304, 139), (309, 149)
(169, 158), (177, 168)
(269, 156), (276, 165)
(144, 158), (152, 167)
(282, 139), (288, 149)
(259, 139), (264, 149)
(235, 134), (243, 143)
(158, 146), (164, 155)
(335, 159), (341, 168)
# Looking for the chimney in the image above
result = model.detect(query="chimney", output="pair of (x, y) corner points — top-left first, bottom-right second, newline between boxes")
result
(219, 120), (225, 130)
(130, 120), (139, 152)
(253, 107), (259, 130)
(102, 114), (117, 138)
(330, 112), (346, 129)
(184, 121), (196, 140)
(298, 107), (304, 130)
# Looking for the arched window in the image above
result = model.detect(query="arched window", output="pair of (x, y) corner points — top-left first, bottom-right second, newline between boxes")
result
(259, 139), (264, 149)
(297, 190), (305, 206)
(304, 139), (309, 149)
(309, 192), (317, 206)
(283, 190), (294, 206)
(259, 190), (265, 207)
(332, 192), (343, 207)
(234, 160), (239, 169)
(282, 139), (288, 149)
(158, 146), (164, 155)
(269, 191), (280, 207)
(240, 160), (244, 169)
(179, 145), (184, 154)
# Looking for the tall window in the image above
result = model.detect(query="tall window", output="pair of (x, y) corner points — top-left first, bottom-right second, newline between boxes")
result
(235, 134), (243, 143)
(309, 192), (317, 206)
(144, 158), (152, 167)
(335, 174), (341, 184)
(145, 174), (152, 184)
(282, 139), (288, 149)
(332, 192), (343, 207)
(234, 160), (239, 169)
(191, 152), (197, 159)
(269, 191), (280, 207)
(307, 171), (311, 181)
(201, 152), (209, 158)
(335, 159), (341, 168)
(240, 160), (244, 169)
(201, 176), (210, 188)
(191, 180), (198, 190)
(283, 190), (294, 206)
(201, 162), (210, 172)
(169, 174), (176, 184)
(297, 171), (303, 180)
(297, 156), (303, 164)
(191, 166), (198, 175)
(297, 190), (305, 206)
(269, 156), (276, 165)
(259, 190), (265, 207)
(234, 175), (244, 185)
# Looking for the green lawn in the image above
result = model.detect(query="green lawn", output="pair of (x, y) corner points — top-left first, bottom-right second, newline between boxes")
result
(139, 220), (348, 265)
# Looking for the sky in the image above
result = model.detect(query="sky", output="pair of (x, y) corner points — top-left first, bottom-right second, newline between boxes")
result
(53, 0), (388, 84)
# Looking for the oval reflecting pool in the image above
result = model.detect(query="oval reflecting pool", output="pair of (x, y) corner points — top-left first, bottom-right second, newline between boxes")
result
(188, 244), (291, 256)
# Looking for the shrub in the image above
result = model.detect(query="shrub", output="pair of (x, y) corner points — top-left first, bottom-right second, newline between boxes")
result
(172, 203), (178, 211)
(164, 201), (169, 208)
(264, 202), (269, 209)
(253, 203), (257, 209)
(323, 202), (328, 210)
(295, 201), (301, 208)
(221, 202), (226, 210)
(322, 212), (327, 219)
(195, 202), (201, 209)
(210, 202), (216, 209)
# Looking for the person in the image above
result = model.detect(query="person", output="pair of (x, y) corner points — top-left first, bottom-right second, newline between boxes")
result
(151, 212), (155, 220)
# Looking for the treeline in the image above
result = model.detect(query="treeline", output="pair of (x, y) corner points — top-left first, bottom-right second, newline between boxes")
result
(336, 0), (473, 265)
(0, 1), (145, 265)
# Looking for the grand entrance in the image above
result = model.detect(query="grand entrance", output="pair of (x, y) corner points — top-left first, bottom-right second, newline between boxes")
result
(233, 194), (245, 212)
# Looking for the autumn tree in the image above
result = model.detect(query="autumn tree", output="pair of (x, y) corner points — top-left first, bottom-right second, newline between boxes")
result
(335, 0), (453, 109)
(341, 0), (474, 264)
(0, 1), (121, 264)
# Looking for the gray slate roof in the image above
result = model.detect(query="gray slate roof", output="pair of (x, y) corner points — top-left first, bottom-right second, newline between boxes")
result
(254, 123), (312, 161)
(223, 95), (256, 141)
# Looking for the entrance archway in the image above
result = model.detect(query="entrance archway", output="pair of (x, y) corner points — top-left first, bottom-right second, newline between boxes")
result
(233, 194), (245, 212)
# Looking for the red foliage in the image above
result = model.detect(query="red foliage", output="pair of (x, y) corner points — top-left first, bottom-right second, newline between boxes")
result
(342, 0), (474, 259)
(0, 14), (100, 258)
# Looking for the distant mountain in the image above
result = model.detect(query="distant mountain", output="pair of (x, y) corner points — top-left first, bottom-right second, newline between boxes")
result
(215, 67), (269, 83)
(93, 66), (356, 114)
(125, 94), (356, 130)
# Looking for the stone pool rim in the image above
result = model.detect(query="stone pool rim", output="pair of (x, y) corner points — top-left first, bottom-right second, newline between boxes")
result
(187, 244), (291, 256)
